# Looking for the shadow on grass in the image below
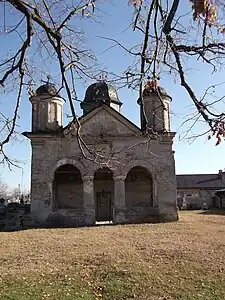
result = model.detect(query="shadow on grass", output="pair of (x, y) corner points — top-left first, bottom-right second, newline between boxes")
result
(198, 209), (225, 216)
(0, 220), (116, 232)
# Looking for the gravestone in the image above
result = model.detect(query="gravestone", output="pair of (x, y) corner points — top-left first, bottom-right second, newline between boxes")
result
(4, 203), (34, 231)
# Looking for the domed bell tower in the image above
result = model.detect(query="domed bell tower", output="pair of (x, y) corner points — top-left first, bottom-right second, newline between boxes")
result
(29, 83), (64, 132)
(138, 81), (171, 132)
(80, 81), (122, 116)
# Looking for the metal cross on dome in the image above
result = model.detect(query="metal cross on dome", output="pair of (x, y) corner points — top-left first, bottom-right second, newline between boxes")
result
(41, 75), (52, 85)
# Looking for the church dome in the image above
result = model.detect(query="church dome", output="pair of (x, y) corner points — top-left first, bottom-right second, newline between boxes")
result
(138, 85), (172, 104)
(83, 81), (122, 105)
(36, 83), (60, 97)
(157, 86), (172, 100)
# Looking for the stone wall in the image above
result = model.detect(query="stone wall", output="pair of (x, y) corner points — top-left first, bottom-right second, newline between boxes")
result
(53, 164), (83, 209)
(47, 209), (87, 227)
(3, 203), (34, 231)
(29, 106), (177, 226)
(125, 166), (153, 207)
(177, 189), (222, 209)
(55, 182), (83, 209)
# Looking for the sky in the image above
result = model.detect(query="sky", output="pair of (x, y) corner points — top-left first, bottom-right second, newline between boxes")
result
(0, 0), (225, 192)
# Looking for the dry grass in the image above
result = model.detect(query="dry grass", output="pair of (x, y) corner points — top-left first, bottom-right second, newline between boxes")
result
(0, 211), (225, 300)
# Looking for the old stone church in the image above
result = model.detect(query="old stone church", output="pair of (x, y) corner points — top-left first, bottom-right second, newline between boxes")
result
(23, 80), (178, 227)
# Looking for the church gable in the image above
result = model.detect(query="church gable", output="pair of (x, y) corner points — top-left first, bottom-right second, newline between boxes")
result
(64, 106), (141, 137)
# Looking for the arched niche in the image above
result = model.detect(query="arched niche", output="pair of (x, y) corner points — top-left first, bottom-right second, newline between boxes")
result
(125, 166), (153, 207)
(53, 164), (83, 209)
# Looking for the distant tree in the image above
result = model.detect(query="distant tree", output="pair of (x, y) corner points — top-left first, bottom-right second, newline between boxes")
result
(0, 0), (103, 163)
(20, 193), (24, 204)
(0, 178), (9, 200)
(11, 186), (21, 200)
(121, 0), (225, 144)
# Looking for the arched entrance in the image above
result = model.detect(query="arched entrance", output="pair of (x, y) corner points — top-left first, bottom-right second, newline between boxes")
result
(125, 166), (153, 207)
(53, 164), (83, 209)
(94, 167), (114, 222)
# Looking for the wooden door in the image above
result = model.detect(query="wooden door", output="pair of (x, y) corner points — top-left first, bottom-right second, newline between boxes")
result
(96, 190), (112, 221)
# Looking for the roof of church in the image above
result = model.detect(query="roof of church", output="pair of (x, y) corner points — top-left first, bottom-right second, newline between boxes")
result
(22, 103), (141, 137)
(137, 86), (171, 104)
(63, 103), (141, 133)
(36, 83), (60, 97)
(157, 86), (171, 99)
(22, 102), (176, 138)
(83, 81), (122, 105)
(177, 173), (225, 190)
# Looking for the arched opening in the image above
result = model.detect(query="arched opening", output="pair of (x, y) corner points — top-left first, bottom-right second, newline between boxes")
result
(125, 166), (153, 207)
(53, 164), (83, 209)
(94, 167), (114, 222)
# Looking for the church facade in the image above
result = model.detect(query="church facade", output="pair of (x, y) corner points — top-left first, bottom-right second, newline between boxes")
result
(23, 81), (178, 227)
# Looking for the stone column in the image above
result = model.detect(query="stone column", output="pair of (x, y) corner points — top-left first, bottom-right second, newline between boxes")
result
(152, 174), (158, 207)
(83, 176), (95, 225)
(113, 176), (126, 224)
(48, 181), (54, 209)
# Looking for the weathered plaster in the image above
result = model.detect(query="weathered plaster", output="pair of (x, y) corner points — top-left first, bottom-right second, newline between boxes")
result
(28, 105), (178, 226)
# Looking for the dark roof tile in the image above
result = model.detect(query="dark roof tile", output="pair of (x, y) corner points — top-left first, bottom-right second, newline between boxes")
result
(176, 174), (225, 189)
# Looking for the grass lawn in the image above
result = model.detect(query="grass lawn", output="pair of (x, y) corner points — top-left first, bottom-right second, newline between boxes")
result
(0, 211), (225, 300)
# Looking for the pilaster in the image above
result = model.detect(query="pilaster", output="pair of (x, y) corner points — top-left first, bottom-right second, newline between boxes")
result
(83, 175), (95, 225)
(152, 174), (158, 207)
(113, 176), (127, 224)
